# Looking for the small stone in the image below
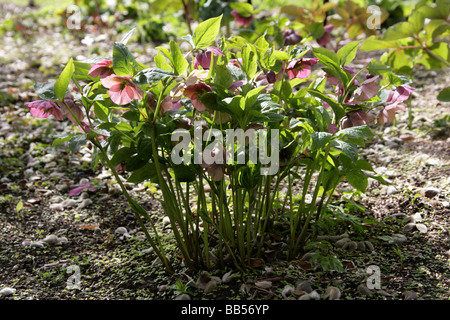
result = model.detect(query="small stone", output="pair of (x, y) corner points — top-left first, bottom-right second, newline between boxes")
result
(415, 223), (428, 234)
(158, 285), (169, 292)
(255, 281), (272, 289)
(61, 199), (77, 208)
(30, 241), (45, 248)
(392, 234), (407, 244)
(357, 284), (374, 296)
(403, 222), (417, 233)
(204, 280), (217, 294)
(386, 186), (399, 195)
(347, 241), (358, 252)
(295, 280), (312, 293)
(357, 241), (366, 251)
(281, 285), (295, 299)
(41, 234), (59, 246)
(197, 271), (211, 289)
(239, 284), (251, 295)
(323, 287), (341, 300)
(174, 294), (191, 300)
(335, 238), (350, 248)
(162, 216), (171, 225)
(309, 290), (320, 300)
(364, 241), (375, 251)
(420, 188), (440, 199)
(49, 203), (64, 211)
(222, 271), (234, 283)
(298, 293), (311, 300)
(77, 199), (92, 210)
(0, 287), (16, 296)
(57, 237), (68, 245)
(377, 289), (392, 297)
(115, 227), (131, 237)
(404, 291), (418, 300)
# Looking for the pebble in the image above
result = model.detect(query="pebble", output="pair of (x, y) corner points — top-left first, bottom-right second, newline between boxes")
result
(204, 280), (217, 294)
(420, 187), (440, 199)
(0, 287), (16, 297)
(404, 291), (418, 300)
(41, 235), (59, 246)
(174, 294), (191, 300)
(357, 284), (374, 296)
(323, 287), (341, 300)
(162, 216), (171, 225)
(281, 285), (295, 299)
(255, 281), (272, 289)
(392, 234), (407, 244)
(295, 280), (312, 293)
(386, 186), (399, 195)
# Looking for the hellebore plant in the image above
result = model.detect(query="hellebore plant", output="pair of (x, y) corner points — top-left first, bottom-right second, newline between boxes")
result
(27, 15), (413, 272)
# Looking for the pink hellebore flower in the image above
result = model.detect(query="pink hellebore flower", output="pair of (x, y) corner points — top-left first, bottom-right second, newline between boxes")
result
(88, 59), (114, 79)
(184, 82), (212, 112)
(386, 84), (415, 105)
(231, 9), (254, 28)
(161, 96), (183, 114)
(68, 183), (96, 196)
(353, 75), (379, 102)
(341, 110), (370, 129)
(26, 100), (64, 121)
(286, 58), (319, 80)
(328, 123), (338, 134)
(377, 85), (415, 125)
(101, 75), (144, 106)
(193, 46), (225, 69)
(283, 29), (302, 46)
(59, 96), (85, 125)
(317, 24), (334, 46)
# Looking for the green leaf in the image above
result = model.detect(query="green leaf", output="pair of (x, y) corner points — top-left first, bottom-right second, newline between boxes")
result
(133, 68), (175, 85)
(172, 164), (197, 182)
(54, 58), (74, 100)
(337, 40), (362, 66)
(110, 147), (134, 167)
(69, 134), (87, 153)
(16, 200), (23, 213)
(367, 59), (392, 75)
(93, 101), (110, 122)
(34, 81), (59, 101)
(169, 40), (189, 76)
(437, 87), (450, 102)
(241, 44), (258, 79)
(339, 125), (374, 140)
(127, 163), (159, 184)
(193, 15), (223, 49)
(214, 63), (233, 88)
(332, 140), (358, 161)
(52, 133), (74, 147)
(230, 2), (253, 17)
(308, 89), (345, 121)
(345, 170), (368, 192)
(382, 22), (416, 41)
(312, 47), (348, 83)
(310, 132), (333, 152)
(120, 28), (135, 45)
(113, 42), (139, 76)
(360, 36), (399, 51)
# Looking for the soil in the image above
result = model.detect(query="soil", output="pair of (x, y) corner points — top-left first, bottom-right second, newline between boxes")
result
(0, 3), (449, 301)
